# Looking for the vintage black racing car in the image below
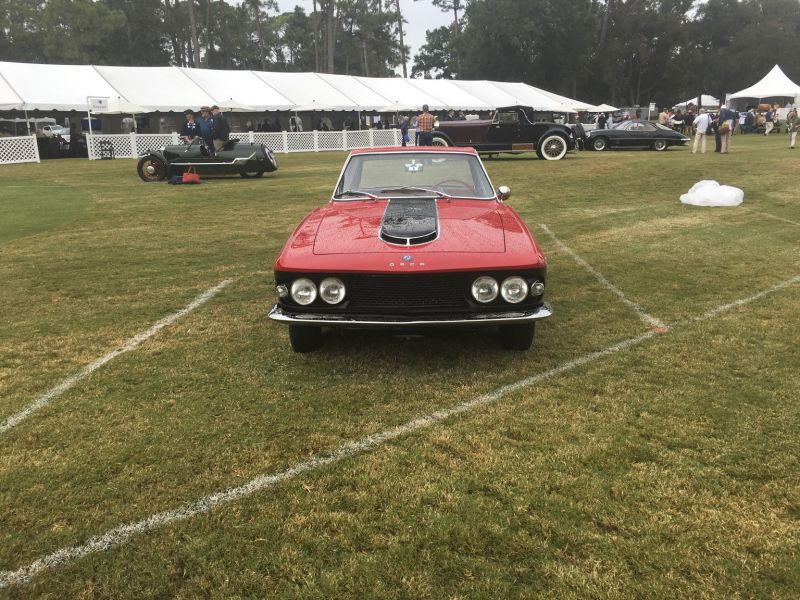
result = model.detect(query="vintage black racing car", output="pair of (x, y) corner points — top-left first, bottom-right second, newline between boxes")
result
(137, 138), (278, 181)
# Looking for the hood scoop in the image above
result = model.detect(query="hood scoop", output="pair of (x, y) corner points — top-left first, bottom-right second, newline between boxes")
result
(379, 198), (439, 246)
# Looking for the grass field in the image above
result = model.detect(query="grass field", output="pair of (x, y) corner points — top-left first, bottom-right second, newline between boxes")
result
(1, 135), (798, 598)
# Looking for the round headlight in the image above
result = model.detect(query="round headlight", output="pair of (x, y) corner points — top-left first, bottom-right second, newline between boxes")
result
(290, 278), (317, 305)
(319, 277), (346, 304)
(501, 276), (529, 303)
(471, 276), (498, 303)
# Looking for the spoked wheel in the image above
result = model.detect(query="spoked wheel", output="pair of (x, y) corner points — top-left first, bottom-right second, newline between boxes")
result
(539, 135), (568, 160)
(289, 325), (322, 353)
(432, 135), (450, 146)
(592, 137), (608, 151)
(499, 323), (535, 351)
(137, 156), (167, 182)
(240, 170), (264, 178)
(652, 139), (668, 151)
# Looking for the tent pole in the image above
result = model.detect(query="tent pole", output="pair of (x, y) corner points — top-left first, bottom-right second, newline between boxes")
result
(24, 109), (30, 135)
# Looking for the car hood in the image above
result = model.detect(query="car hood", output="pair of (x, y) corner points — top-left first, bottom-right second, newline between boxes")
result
(312, 199), (506, 254)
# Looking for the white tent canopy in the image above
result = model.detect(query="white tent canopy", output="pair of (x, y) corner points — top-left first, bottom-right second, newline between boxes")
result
(95, 66), (214, 112)
(179, 67), (294, 111)
(729, 64), (800, 100)
(590, 103), (619, 112)
(674, 94), (720, 109)
(0, 61), (593, 116)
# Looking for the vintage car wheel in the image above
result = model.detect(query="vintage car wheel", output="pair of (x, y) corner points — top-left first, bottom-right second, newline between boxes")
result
(431, 135), (450, 146)
(539, 135), (568, 160)
(137, 156), (166, 182)
(239, 170), (264, 178)
(592, 137), (608, 151)
(499, 323), (535, 351)
(289, 325), (322, 353)
(652, 139), (668, 151)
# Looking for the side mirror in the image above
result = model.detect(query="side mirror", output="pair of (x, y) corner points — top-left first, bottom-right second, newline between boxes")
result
(497, 185), (511, 201)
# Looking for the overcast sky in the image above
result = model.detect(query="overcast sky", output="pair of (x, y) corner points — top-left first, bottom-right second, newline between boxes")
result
(275, 0), (453, 76)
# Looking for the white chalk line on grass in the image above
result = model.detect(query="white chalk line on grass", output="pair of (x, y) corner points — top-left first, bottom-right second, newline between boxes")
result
(538, 224), (668, 330)
(747, 209), (800, 228)
(0, 279), (233, 436)
(2, 273), (798, 589)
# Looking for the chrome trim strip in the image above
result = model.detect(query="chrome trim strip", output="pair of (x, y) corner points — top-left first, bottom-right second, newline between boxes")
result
(268, 303), (552, 326)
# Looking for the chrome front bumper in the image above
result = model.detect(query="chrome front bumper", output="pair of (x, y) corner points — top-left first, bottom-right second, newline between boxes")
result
(268, 303), (552, 327)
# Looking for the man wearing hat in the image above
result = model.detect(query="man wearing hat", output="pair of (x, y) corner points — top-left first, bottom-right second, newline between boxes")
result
(180, 109), (198, 143)
(211, 105), (230, 152)
(692, 108), (712, 154)
(197, 106), (214, 151)
(416, 104), (435, 146)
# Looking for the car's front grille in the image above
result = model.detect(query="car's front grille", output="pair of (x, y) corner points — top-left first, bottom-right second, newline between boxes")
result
(346, 273), (467, 311)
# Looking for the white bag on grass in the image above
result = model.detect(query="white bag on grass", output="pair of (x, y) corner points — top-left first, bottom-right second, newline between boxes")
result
(680, 180), (743, 207)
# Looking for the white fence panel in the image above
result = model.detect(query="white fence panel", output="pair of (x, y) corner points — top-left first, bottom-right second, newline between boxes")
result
(287, 132), (315, 153)
(318, 131), (344, 151)
(252, 132), (286, 152)
(345, 130), (371, 150)
(0, 135), (40, 165)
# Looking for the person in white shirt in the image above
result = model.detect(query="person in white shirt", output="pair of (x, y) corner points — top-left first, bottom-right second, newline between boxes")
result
(692, 109), (712, 154)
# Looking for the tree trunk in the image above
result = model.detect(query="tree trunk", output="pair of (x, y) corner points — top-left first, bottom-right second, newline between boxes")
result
(164, 0), (183, 66)
(599, 0), (611, 48)
(313, 0), (320, 72)
(325, 1), (336, 74)
(187, 0), (201, 68)
(396, 0), (406, 77)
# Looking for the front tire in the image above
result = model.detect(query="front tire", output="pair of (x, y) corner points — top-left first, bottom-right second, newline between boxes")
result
(289, 325), (322, 353)
(592, 137), (608, 151)
(137, 156), (166, 182)
(432, 135), (450, 147)
(240, 170), (264, 178)
(499, 323), (535, 351)
(652, 139), (668, 151)
(539, 135), (568, 160)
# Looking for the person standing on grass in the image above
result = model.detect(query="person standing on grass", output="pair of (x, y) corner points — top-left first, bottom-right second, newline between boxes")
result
(400, 116), (411, 146)
(692, 108), (711, 154)
(197, 106), (214, 151)
(718, 105), (734, 154)
(764, 106), (774, 135)
(787, 108), (799, 149)
(416, 104), (435, 146)
(210, 105), (230, 152)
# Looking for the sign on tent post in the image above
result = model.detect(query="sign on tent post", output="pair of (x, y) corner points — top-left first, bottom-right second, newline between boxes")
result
(86, 96), (109, 143)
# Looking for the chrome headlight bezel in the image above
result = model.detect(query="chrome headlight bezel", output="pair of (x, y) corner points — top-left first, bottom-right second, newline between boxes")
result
(500, 276), (529, 304)
(319, 277), (346, 304)
(290, 278), (317, 305)
(471, 276), (499, 303)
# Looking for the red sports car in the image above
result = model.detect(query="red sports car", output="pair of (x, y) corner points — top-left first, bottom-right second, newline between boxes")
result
(268, 146), (552, 352)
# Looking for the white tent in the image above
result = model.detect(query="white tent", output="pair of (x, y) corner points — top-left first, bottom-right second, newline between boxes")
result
(674, 94), (720, 109)
(0, 71), (24, 110)
(95, 66), (214, 112)
(356, 76), (449, 111)
(405, 78), (490, 111)
(254, 71), (358, 111)
(179, 67), (294, 111)
(729, 64), (800, 100)
(486, 81), (573, 112)
(0, 62), (120, 111)
(314, 73), (391, 111)
(534, 87), (594, 112)
(450, 80), (520, 110)
(590, 103), (619, 113)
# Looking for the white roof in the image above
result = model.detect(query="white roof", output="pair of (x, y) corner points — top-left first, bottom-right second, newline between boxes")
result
(254, 71), (358, 110)
(450, 80), (520, 109)
(94, 66), (214, 112)
(532, 87), (594, 111)
(0, 70), (24, 110)
(313, 73), (391, 111)
(356, 76), (447, 111)
(405, 79), (490, 111)
(485, 81), (571, 112)
(674, 94), (720, 108)
(179, 68), (294, 111)
(590, 103), (619, 112)
(0, 62), (119, 111)
(729, 65), (800, 99)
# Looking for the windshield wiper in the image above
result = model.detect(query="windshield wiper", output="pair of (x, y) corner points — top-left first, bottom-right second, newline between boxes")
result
(379, 186), (450, 199)
(333, 189), (380, 200)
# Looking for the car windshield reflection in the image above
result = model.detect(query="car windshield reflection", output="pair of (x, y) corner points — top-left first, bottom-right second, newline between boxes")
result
(334, 152), (496, 200)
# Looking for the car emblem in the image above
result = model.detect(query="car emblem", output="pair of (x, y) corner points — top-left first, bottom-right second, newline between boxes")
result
(403, 255), (413, 261)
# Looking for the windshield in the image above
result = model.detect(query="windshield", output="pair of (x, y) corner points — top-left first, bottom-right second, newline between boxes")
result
(334, 152), (496, 200)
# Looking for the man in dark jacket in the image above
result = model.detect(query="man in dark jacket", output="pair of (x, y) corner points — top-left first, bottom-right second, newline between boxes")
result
(180, 109), (198, 143)
(210, 105), (230, 152)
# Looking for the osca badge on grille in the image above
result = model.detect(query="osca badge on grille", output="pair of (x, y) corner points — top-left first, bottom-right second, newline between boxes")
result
(389, 255), (426, 268)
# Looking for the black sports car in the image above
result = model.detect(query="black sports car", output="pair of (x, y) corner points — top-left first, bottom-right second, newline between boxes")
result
(586, 120), (690, 151)
(137, 138), (278, 182)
